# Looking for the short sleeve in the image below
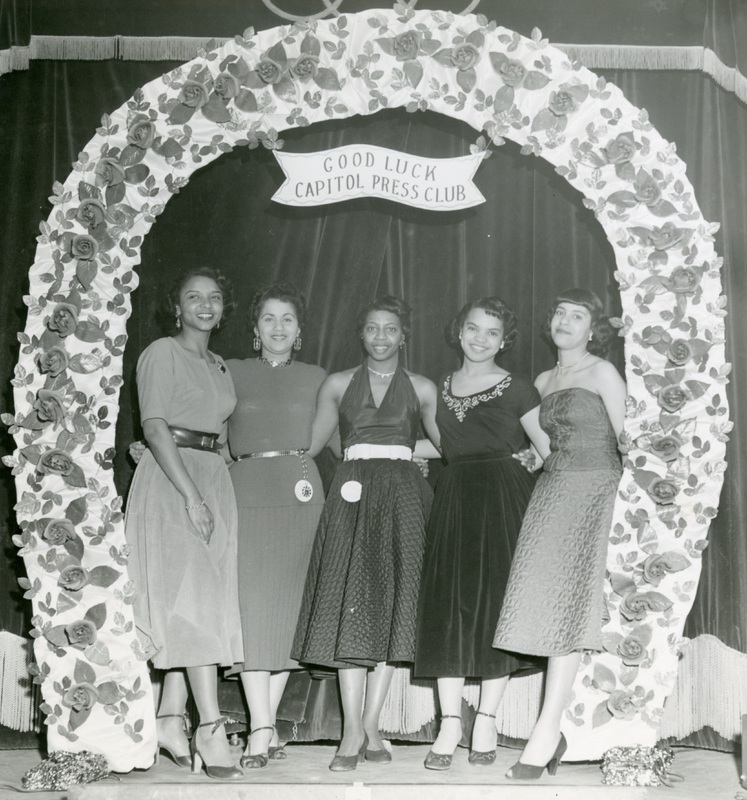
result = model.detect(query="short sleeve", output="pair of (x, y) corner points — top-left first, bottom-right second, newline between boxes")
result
(137, 339), (176, 423)
(514, 375), (541, 417)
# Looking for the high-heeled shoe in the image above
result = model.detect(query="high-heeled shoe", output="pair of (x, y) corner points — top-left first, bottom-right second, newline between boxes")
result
(424, 715), (462, 771)
(268, 743), (287, 760)
(329, 733), (368, 772)
(365, 733), (392, 764)
(155, 713), (191, 768)
(265, 724), (287, 760)
(190, 717), (243, 780)
(506, 733), (567, 781)
(240, 725), (273, 769)
(468, 710), (497, 766)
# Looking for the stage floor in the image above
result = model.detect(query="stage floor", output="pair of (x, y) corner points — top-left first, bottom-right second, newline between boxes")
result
(0, 742), (740, 799)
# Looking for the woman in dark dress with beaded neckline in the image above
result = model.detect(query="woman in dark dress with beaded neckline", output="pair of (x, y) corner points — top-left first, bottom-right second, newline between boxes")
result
(413, 297), (550, 771)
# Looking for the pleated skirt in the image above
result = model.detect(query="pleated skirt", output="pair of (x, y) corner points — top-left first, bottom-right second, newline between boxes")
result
(226, 454), (324, 672)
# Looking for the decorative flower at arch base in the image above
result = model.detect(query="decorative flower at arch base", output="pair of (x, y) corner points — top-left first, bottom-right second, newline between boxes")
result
(5, 5), (729, 769)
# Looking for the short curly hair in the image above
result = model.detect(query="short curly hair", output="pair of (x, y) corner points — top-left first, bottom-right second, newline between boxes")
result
(448, 296), (518, 357)
(542, 287), (615, 356)
(356, 295), (412, 340)
(165, 267), (236, 333)
(248, 281), (308, 331)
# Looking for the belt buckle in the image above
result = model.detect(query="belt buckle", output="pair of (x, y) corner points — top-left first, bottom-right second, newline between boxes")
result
(201, 435), (212, 450)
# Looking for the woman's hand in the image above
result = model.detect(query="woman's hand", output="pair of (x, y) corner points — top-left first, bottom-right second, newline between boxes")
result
(185, 500), (215, 545)
(142, 419), (214, 542)
(413, 457), (430, 479)
(513, 447), (541, 473)
(129, 440), (147, 465)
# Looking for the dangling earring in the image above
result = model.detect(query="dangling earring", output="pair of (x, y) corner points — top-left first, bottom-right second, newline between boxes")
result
(175, 313), (181, 330)
(253, 336), (261, 351)
(294, 334), (302, 351)
(589, 332), (594, 341)
(399, 339), (405, 349)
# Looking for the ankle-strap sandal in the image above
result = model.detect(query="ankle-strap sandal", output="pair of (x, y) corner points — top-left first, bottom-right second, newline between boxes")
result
(190, 717), (242, 780)
(469, 711), (498, 766)
(240, 725), (274, 769)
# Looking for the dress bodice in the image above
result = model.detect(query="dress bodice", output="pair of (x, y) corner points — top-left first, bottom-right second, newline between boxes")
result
(136, 337), (235, 435)
(540, 388), (621, 472)
(437, 373), (540, 461)
(338, 364), (421, 449)
(226, 359), (326, 455)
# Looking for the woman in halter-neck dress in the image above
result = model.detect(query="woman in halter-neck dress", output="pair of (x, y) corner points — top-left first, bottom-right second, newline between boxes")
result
(493, 288), (626, 781)
(292, 296), (440, 772)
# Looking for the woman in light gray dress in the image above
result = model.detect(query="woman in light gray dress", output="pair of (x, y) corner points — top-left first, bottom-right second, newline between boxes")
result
(126, 268), (242, 780)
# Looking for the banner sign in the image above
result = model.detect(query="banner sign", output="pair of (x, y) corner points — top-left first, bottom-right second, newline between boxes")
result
(272, 145), (486, 211)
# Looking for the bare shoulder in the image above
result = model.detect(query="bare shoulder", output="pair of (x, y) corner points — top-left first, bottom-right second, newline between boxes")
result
(406, 370), (437, 395)
(589, 358), (625, 386)
(534, 368), (554, 392)
(323, 367), (357, 395)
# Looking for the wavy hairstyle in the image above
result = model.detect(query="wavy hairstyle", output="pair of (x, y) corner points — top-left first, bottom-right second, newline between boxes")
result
(248, 280), (308, 331)
(448, 296), (518, 357)
(164, 267), (236, 333)
(356, 295), (412, 340)
(542, 287), (615, 356)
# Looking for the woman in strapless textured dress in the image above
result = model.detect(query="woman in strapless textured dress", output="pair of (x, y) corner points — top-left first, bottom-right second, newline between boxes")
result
(493, 288), (626, 781)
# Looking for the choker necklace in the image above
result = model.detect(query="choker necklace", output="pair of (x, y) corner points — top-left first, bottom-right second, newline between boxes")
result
(556, 351), (591, 373)
(368, 366), (395, 379)
(259, 356), (292, 368)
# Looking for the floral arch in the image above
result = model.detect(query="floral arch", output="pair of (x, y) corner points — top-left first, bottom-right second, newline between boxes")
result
(4, 6), (729, 771)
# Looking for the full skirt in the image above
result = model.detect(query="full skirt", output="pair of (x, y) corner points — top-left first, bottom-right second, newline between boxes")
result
(125, 449), (243, 669)
(292, 459), (432, 669)
(415, 455), (541, 678)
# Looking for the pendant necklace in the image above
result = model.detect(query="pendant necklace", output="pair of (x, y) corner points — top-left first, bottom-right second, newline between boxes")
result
(556, 351), (591, 373)
(368, 366), (395, 379)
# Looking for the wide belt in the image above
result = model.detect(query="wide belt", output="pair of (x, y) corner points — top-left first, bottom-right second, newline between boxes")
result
(343, 444), (413, 461)
(168, 426), (221, 453)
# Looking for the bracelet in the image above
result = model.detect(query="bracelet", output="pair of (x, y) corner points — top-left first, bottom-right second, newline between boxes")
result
(185, 500), (206, 511)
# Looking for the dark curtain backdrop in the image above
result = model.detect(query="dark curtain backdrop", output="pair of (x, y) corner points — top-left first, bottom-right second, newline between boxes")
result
(2, 53), (746, 747)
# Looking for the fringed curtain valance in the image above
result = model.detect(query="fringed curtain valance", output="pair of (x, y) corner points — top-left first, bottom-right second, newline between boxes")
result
(1, 1), (746, 104)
